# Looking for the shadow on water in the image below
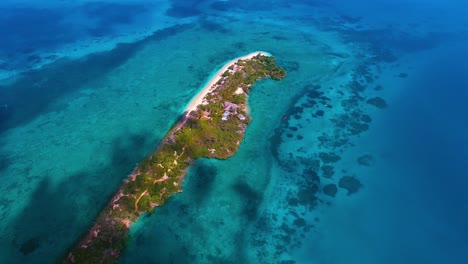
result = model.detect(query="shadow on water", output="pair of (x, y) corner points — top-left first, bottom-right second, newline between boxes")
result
(166, 0), (204, 18)
(232, 181), (263, 222)
(199, 17), (230, 34)
(3, 131), (155, 263)
(209, 0), (279, 11)
(0, 7), (76, 56)
(183, 162), (217, 204)
(122, 163), (219, 263)
(0, 24), (192, 135)
(111, 133), (152, 166)
(0, 137), (12, 177)
(231, 181), (265, 263)
(81, 2), (149, 37)
(9, 174), (88, 260)
(0, 3), (150, 54)
(123, 197), (199, 263)
(122, 179), (264, 263)
(0, 152), (11, 176)
(0, 2), (153, 71)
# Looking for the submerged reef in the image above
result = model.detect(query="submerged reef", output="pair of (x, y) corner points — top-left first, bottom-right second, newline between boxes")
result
(323, 184), (338, 197)
(321, 165), (335, 178)
(357, 154), (376, 166)
(338, 176), (362, 195)
(366, 96), (387, 109)
(318, 152), (341, 163)
(63, 54), (286, 263)
(19, 238), (40, 256)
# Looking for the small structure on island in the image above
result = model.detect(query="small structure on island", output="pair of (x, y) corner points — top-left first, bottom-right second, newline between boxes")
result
(224, 101), (239, 111)
(202, 111), (211, 119)
(237, 114), (246, 121)
(222, 101), (239, 121)
(235, 87), (244, 94)
(222, 111), (230, 121)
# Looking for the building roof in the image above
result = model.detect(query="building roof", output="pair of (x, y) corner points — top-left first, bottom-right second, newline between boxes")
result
(224, 101), (239, 111)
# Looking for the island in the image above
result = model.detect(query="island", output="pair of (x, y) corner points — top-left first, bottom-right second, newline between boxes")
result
(63, 52), (287, 263)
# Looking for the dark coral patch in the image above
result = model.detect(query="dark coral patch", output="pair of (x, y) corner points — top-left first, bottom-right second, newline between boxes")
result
(210, 0), (236, 11)
(357, 154), (376, 166)
(233, 181), (262, 221)
(319, 152), (341, 163)
(293, 217), (307, 227)
(348, 121), (369, 135)
(323, 184), (338, 197)
(279, 260), (297, 264)
(199, 18), (229, 33)
(187, 163), (217, 202)
(305, 88), (322, 99)
(317, 134), (328, 145)
(281, 60), (300, 72)
(366, 97), (387, 108)
(349, 80), (366, 93)
(307, 100), (317, 107)
(295, 168), (321, 208)
(303, 168), (320, 185)
(338, 176), (362, 195)
(398, 73), (408, 78)
(291, 106), (304, 114)
(314, 110), (324, 117)
(296, 187), (318, 208)
(287, 197), (299, 206)
(341, 95), (364, 110)
(360, 114), (372, 123)
(0, 153), (12, 173)
(321, 165), (335, 178)
(19, 238), (40, 255)
(281, 223), (296, 235)
(166, 5), (201, 18)
(317, 134), (349, 148)
(374, 85), (383, 91)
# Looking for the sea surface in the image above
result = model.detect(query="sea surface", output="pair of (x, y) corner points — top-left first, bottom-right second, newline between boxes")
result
(0, 0), (467, 263)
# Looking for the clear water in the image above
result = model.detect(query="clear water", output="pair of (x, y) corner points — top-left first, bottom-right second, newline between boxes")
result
(0, 0), (467, 263)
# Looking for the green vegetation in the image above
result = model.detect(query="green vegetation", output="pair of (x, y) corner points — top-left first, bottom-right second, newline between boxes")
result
(63, 54), (286, 263)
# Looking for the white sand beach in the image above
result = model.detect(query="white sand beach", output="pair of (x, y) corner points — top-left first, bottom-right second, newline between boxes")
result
(185, 51), (271, 116)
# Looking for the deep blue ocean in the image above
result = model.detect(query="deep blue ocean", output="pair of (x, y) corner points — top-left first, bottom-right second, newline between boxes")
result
(0, 0), (467, 263)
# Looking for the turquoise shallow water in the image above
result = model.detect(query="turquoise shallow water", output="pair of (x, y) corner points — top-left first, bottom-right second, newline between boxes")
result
(1, 0), (468, 263)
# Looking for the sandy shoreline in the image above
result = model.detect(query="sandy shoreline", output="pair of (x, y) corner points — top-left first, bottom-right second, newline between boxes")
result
(185, 51), (271, 116)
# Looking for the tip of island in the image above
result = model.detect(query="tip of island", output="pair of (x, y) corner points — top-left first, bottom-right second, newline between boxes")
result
(63, 52), (286, 264)
(185, 51), (272, 115)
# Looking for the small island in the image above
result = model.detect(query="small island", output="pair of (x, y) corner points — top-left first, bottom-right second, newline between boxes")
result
(64, 52), (286, 263)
